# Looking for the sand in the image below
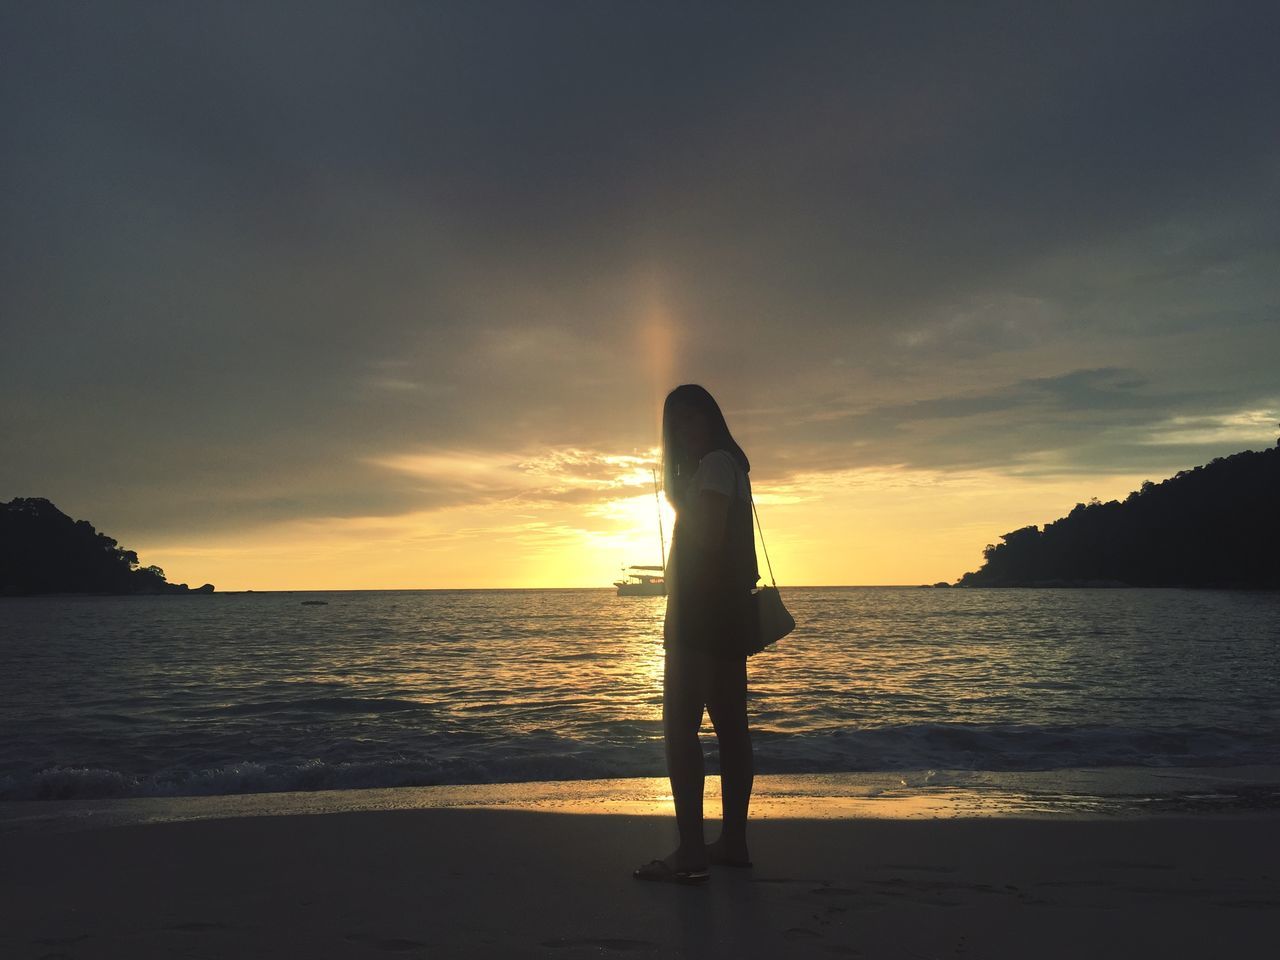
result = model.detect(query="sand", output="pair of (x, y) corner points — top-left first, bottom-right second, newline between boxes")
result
(2, 799), (1277, 959)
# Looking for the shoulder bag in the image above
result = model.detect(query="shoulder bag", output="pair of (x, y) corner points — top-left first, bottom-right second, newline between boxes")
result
(747, 495), (795, 655)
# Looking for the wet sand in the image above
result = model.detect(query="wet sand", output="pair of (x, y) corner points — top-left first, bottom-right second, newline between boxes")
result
(2, 804), (1276, 958)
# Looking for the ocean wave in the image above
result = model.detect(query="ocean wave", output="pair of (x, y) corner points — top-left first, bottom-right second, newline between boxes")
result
(4, 722), (1278, 801)
(752, 723), (1280, 773)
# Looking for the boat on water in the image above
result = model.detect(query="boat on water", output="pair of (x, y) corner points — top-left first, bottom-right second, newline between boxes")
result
(614, 467), (668, 597)
(614, 564), (666, 596)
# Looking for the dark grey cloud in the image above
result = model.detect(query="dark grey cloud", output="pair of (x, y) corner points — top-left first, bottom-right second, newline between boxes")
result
(2, 1), (1277, 538)
(777, 365), (1252, 476)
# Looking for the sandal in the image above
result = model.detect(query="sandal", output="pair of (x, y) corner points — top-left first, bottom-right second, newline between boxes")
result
(632, 859), (710, 884)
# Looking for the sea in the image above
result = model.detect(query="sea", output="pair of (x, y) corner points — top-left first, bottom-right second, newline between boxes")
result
(2, 587), (1278, 818)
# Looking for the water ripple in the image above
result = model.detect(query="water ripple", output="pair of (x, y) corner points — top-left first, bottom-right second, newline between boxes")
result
(1, 587), (1277, 800)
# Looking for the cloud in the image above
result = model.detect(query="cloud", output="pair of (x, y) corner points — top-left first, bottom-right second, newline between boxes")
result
(774, 367), (1276, 478)
(1, 1), (1277, 550)
(368, 446), (661, 510)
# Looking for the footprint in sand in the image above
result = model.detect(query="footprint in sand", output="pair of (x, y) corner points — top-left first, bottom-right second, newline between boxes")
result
(343, 933), (429, 951)
(540, 936), (658, 951)
(783, 926), (824, 940)
(31, 935), (91, 947)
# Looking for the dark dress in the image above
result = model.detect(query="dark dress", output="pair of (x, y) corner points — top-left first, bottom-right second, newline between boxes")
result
(663, 450), (761, 661)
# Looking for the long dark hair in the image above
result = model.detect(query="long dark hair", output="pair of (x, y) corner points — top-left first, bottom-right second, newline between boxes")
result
(661, 384), (751, 508)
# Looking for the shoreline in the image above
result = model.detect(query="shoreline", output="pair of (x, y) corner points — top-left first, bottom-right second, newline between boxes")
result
(8, 584), (1278, 595)
(6, 765), (1278, 836)
(5, 768), (1277, 957)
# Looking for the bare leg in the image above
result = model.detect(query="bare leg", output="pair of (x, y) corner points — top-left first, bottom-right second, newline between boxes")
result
(706, 654), (753, 862)
(661, 647), (709, 870)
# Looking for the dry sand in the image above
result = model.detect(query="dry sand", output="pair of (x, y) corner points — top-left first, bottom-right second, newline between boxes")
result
(2, 805), (1276, 959)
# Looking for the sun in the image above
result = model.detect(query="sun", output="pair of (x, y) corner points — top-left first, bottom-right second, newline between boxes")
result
(585, 467), (677, 577)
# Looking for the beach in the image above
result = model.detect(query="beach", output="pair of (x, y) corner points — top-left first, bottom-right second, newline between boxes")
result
(3, 589), (1277, 956)
(3, 780), (1277, 959)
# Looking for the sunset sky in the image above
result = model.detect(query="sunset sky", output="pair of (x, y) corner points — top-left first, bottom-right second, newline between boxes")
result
(3, 2), (1277, 589)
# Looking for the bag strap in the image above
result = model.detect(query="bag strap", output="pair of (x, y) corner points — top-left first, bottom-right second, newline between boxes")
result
(750, 495), (778, 589)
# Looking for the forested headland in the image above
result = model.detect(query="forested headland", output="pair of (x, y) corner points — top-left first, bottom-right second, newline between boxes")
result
(0, 497), (214, 596)
(956, 439), (1279, 588)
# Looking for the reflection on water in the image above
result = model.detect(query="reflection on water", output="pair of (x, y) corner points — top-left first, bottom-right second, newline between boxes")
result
(1, 587), (1278, 800)
(6, 766), (1279, 835)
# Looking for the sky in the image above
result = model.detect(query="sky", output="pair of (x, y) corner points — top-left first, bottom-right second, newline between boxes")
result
(2, 1), (1277, 589)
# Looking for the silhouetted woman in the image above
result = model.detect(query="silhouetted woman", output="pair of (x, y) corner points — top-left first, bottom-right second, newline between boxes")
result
(634, 384), (760, 884)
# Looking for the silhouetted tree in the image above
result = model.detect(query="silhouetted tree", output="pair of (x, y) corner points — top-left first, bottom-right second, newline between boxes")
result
(0, 498), (214, 595)
(956, 443), (1280, 588)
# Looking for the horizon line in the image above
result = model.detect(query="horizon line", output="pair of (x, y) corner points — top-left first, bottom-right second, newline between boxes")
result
(208, 584), (956, 592)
